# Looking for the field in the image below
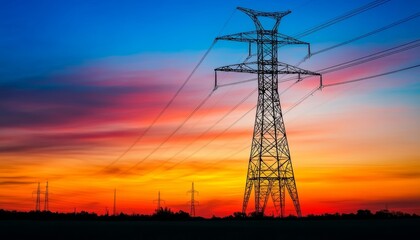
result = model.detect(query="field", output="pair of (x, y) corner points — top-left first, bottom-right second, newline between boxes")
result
(1, 219), (419, 240)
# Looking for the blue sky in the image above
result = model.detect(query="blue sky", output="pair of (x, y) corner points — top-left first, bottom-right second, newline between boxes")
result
(2, 0), (418, 81)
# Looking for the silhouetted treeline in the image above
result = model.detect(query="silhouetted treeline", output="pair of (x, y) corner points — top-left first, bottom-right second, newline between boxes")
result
(224, 209), (418, 220)
(0, 208), (417, 221)
(304, 209), (418, 220)
(0, 207), (200, 221)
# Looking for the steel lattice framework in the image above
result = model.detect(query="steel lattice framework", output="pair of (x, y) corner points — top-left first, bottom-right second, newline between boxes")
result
(187, 182), (199, 217)
(215, 7), (322, 217)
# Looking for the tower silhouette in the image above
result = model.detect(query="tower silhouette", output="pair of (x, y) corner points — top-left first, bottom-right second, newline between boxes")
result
(153, 191), (165, 211)
(215, 7), (322, 217)
(44, 181), (49, 211)
(113, 188), (116, 216)
(187, 182), (199, 217)
(35, 182), (41, 212)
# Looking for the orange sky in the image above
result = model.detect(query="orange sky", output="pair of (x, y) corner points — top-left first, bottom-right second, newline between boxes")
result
(1, 55), (419, 217)
(1, 1), (419, 218)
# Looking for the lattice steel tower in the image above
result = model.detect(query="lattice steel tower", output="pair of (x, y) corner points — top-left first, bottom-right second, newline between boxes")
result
(215, 7), (322, 217)
(35, 182), (41, 212)
(187, 182), (199, 217)
(153, 191), (165, 211)
(44, 181), (49, 211)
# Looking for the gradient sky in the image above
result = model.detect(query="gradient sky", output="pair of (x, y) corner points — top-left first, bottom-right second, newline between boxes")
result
(1, 0), (419, 217)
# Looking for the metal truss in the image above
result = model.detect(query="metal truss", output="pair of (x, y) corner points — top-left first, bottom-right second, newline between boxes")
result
(215, 7), (322, 217)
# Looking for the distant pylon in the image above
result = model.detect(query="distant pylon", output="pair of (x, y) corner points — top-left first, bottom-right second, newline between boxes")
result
(35, 182), (41, 212)
(113, 188), (116, 216)
(153, 191), (165, 211)
(215, 7), (322, 217)
(187, 182), (199, 217)
(44, 181), (49, 211)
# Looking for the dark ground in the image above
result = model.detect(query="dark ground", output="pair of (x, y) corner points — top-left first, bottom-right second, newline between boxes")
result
(1, 219), (419, 240)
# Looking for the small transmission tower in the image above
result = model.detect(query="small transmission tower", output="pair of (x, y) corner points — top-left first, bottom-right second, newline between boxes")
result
(153, 191), (165, 211)
(44, 181), (49, 211)
(187, 182), (199, 217)
(35, 182), (41, 212)
(215, 7), (322, 217)
(113, 188), (117, 216)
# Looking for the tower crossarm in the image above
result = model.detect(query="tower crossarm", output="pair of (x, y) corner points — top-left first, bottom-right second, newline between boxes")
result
(215, 61), (259, 74)
(216, 61), (321, 76)
(216, 31), (258, 43)
(216, 31), (309, 46)
(237, 7), (291, 20)
(277, 62), (321, 76)
(277, 32), (310, 47)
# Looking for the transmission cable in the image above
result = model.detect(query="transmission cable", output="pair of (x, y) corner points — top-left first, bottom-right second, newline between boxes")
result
(151, 81), (299, 174)
(164, 104), (258, 172)
(98, 40), (217, 174)
(319, 40), (419, 73)
(115, 0), (395, 174)
(323, 64), (420, 88)
(121, 90), (215, 175)
(295, 12), (420, 65)
(157, 42), (419, 172)
(312, 12), (419, 56)
(283, 87), (321, 115)
(244, 0), (391, 60)
(293, 0), (390, 39)
(99, 9), (238, 173)
(219, 19), (419, 89)
(143, 88), (258, 175)
(278, 39), (419, 82)
(179, 63), (420, 178)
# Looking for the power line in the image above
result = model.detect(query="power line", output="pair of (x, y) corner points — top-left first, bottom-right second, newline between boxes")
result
(163, 39), (419, 170)
(100, 8), (239, 173)
(176, 63), (420, 180)
(164, 104), (257, 172)
(159, 42), (419, 173)
(107, 0), (392, 174)
(30, 64), (418, 211)
(150, 79), (301, 174)
(143, 88), (258, 175)
(318, 40), (420, 73)
(162, 84), (317, 175)
(311, 12), (420, 56)
(323, 64), (420, 88)
(220, 21), (420, 89)
(278, 39), (420, 82)
(122, 90), (214, 175)
(98, 40), (217, 173)
(107, 0), (399, 176)
(244, 0), (391, 60)
(293, 0), (391, 39)
(158, 0), (400, 171)
(284, 87), (321, 115)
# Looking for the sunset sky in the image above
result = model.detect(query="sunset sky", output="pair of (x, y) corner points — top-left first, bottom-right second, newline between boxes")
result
(1, 0), (419, 217)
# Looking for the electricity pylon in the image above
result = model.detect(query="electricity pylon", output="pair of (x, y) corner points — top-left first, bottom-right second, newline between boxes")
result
(113, 188), (116, 216)
(35, 182), (41, 212)
(187, 182), (199, 217)
(153, 191), (165, 211)
(44, 181), (49, 211)
(215, 7), (322, 217)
